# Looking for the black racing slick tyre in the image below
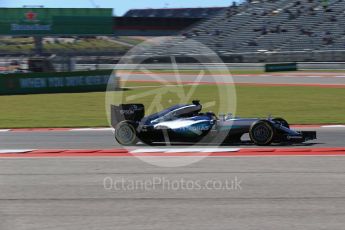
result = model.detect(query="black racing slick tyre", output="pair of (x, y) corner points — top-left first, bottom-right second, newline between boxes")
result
(249, 120), (275, 146)
(272, 117), (289, 128)
(115, 121), (138, 146)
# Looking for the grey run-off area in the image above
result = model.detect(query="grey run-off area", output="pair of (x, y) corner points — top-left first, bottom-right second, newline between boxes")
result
(122, 72), (345, 86)
(0, 155), (345, 229)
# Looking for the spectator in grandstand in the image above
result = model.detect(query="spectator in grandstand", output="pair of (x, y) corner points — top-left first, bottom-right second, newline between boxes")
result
(226, 5), (238, 18)
(215, 42), (222, 48)
(325, 8), (333, 12)
(214, 29), (222, 36)
(329, 15), (337, 22)
(323, 31), (334, 45)
(308, 7), (316, 16)
(248, 40), (258, 46)
(297, 25), (307, 36)
(285, 9), (294, 20)
(192, 29), (200, 36)
(300, 27), (313, 37)
(261, 27), (267, 35)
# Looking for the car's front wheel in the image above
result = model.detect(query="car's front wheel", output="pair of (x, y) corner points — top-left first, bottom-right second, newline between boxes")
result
(272, 117), (289, 128)
(249, 120), (275, 146)
(115, 121), (138, 146)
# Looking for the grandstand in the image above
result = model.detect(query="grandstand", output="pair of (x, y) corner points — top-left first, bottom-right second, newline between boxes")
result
(2, 1), (345, 63)
(124, 7), (227, 19)
(143, 0), (345, 62)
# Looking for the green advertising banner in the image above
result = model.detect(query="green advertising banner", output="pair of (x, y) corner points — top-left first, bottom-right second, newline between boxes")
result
(0, 70), (116, 95)
(0, 8), (113, 35)
(265, 63), (298, 72)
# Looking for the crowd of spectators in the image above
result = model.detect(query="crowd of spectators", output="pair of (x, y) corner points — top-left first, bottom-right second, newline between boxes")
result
(248, 0), (340, 47)
(182, 0), (344, 51)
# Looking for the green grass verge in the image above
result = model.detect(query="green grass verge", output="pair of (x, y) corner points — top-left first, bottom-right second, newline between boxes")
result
(0, 92), (106, 128)
(0, 83), (344, 128)
(117, 36), (146, 45)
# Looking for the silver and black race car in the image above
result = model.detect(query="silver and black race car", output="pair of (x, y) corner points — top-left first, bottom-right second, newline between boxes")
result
(110, 101), (316, 146)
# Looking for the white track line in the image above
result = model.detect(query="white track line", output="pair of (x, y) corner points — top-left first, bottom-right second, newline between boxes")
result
(131, 148), (169, 153)
(131, 148), (240, 154)
(199, 148), (240, 153)
(0, 129), (10, 132)
(321, 125), (345, 128)
(0, 149), (36, 154)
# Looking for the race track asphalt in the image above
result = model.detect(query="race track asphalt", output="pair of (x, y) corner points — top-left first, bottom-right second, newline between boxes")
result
(122, 73), (345, 86)
(1, 154), (345, 230)
(232, 74), (345, 86)
(0, 127), (344, 149)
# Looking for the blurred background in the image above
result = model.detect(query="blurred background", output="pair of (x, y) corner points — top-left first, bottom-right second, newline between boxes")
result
(1, 0), (344, 128)
(1, 0), (344, 74)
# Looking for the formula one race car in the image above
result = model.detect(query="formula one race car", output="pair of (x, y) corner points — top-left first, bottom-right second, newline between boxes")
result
(110, 101), (316, 146)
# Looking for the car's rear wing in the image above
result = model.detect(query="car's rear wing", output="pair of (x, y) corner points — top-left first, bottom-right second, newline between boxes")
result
(110, 104), (145, 127)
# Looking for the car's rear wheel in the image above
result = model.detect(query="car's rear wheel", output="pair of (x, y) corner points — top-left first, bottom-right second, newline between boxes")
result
(115, 121), (138, 146)
(249, 120), (275, 146)
(273, 117), (289, 128)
